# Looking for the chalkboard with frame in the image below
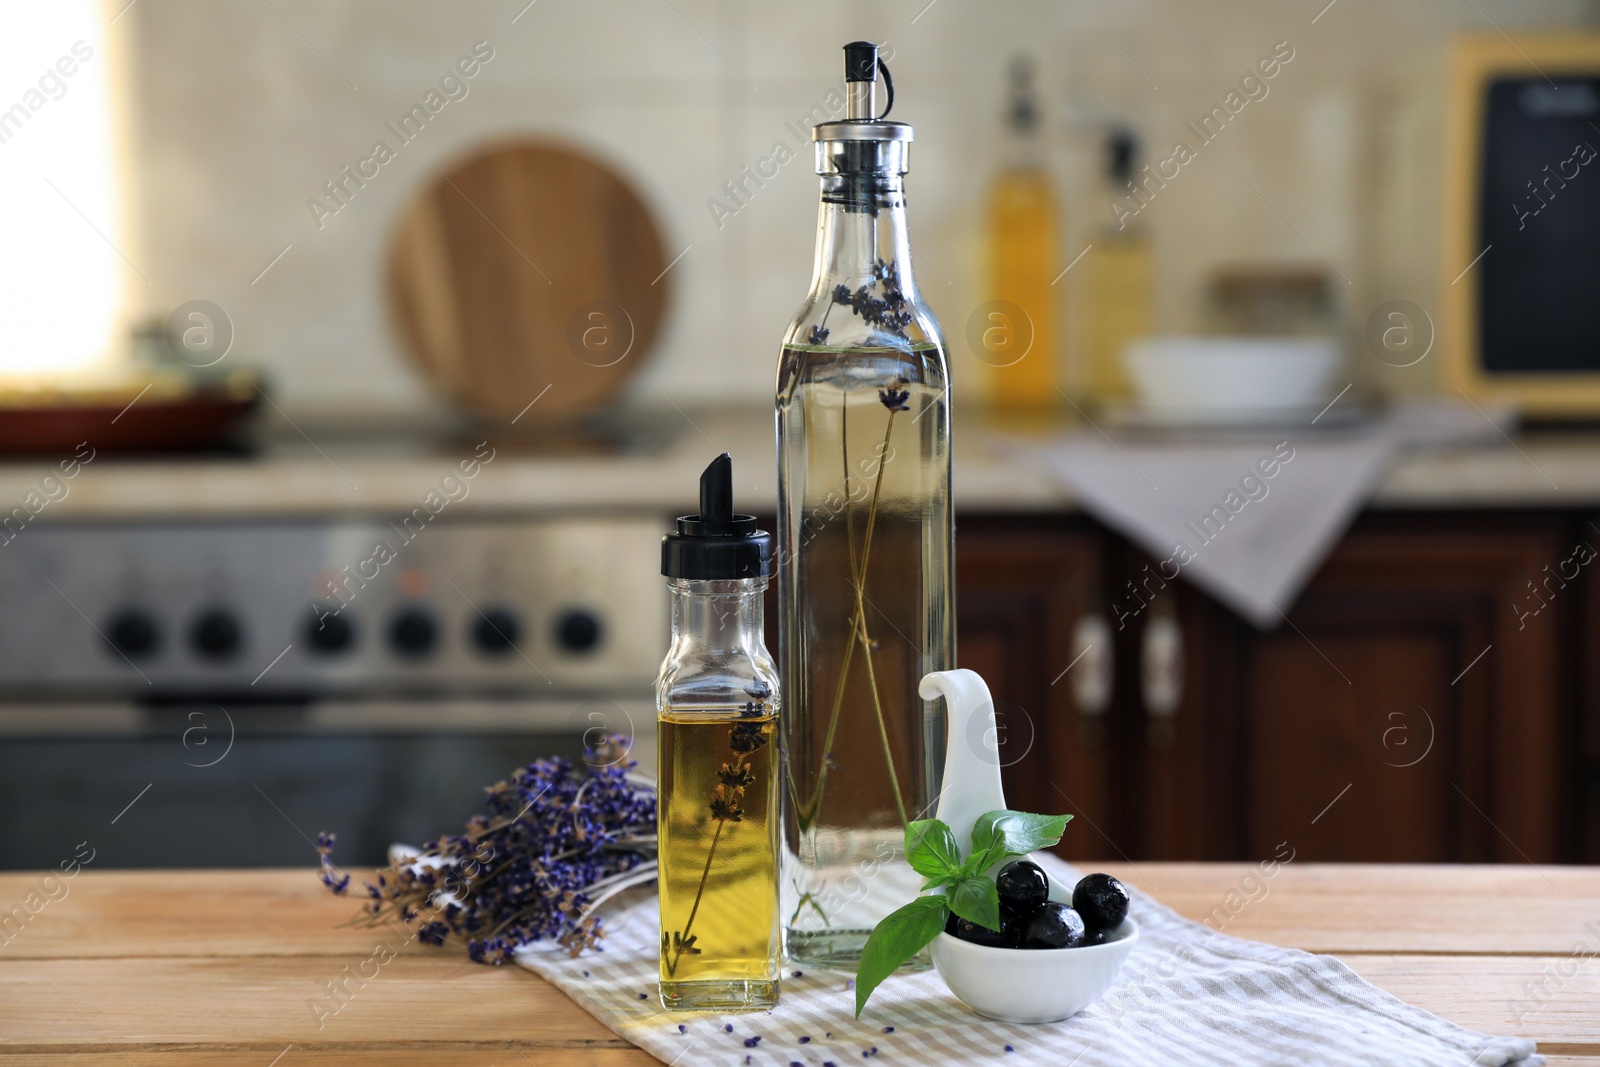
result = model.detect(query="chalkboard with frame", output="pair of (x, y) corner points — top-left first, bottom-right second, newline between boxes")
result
(1444, 35), (1600, 413)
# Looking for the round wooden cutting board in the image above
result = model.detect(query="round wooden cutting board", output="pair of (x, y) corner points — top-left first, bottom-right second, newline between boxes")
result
(386, 140), (670, 425)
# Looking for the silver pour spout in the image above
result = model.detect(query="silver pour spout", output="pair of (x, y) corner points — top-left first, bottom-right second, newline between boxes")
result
(844, 40), (879, 120)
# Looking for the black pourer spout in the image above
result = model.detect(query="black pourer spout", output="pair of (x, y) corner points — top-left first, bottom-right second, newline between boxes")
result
(700, 452), (734, 527)
(661, 453), (773, 580)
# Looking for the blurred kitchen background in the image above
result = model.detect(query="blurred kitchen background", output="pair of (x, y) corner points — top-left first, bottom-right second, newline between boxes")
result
(3, 0), (1600, 870)
(118, 0), (1578, 412)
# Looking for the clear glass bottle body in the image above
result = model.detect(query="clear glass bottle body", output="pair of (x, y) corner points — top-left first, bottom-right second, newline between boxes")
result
(1086, 226), (1150, 403)
(1085, 130), (1152, 405)
(656, 577), (781, 1011)
(776, 157), (954, 969)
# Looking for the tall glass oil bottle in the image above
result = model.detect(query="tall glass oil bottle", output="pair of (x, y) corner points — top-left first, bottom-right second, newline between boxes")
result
(656, 454), (781, 1011)
(776, 41), (953, 969)
(1086, 127), (1152, 404)
(986, 56), (1060, 411)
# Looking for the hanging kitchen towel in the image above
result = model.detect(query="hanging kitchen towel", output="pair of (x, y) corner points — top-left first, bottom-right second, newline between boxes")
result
(514, 850), (1540, 1067)
(1005, 398), (1512, 629)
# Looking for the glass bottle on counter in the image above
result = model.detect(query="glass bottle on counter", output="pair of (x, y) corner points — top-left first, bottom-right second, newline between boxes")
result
(656, 453), (781, 1012)
(776, 41), (954, 970)
(1086, 127), (1152, 404)
(987, 55), (1061, 412)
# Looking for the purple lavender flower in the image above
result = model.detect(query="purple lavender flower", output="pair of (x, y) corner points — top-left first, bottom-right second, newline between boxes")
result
(315, 832), (350, 894)
(878, 379), (911, 412)
(807, 324), (830, 346)
(316, 735), (656, 964)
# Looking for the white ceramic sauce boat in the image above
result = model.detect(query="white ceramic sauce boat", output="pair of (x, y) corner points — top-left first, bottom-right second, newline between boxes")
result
(919, 668), (1139, 1024)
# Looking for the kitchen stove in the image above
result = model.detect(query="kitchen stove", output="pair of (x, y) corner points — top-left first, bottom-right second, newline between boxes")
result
(0, 516), (665, 697)
(0, 511), (669, 870)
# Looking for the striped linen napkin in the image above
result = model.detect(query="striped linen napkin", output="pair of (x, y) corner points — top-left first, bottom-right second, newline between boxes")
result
(515, 852), (1540, 1067)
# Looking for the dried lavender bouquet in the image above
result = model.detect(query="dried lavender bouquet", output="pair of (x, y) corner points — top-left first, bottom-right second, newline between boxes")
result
(318, 736), (657, 963)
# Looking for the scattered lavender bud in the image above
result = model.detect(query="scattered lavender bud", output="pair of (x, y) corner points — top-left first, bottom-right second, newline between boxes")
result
(800, 1036), (812, 1044)
(725, 1024), (734, 1033)
(744, 1036), (761, 1048)
(1005, 1044), (1015, 1053)
(677, 1024), (687, 1034)
(637, 993), (647, 1000)
(883, 1026), (895, 1033)
(582, 970), (590, 977)
(792, 969), (804, 978)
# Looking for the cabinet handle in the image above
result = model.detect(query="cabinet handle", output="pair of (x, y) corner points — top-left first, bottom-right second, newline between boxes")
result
(1141, 613), (1183, 748)
(1068, 614), (1113, 717)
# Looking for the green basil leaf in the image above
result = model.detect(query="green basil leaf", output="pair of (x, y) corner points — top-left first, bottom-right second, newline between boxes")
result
(904, 819), (961, 880)
(951, 853), (990, 881)
(968, 814), (1000, 864)
(969, 810), (1071, 869)
(947, 874), (1001, 933)
(854, 895), (949, 1018)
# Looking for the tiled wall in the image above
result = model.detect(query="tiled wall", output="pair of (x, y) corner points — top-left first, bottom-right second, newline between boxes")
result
(116, 0), (1597, 422)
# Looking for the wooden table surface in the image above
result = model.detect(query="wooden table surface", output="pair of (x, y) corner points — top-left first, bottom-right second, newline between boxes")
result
(1, 864), (1596, 1065)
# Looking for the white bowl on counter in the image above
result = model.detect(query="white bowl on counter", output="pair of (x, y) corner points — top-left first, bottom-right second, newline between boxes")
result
(1122, 336), (1341, 421)
(930, 916), (1140, 1024)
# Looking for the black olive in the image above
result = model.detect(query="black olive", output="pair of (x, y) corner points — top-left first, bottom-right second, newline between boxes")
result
(1000, 908), (1030, 948)
(949, 915), (1007, 948)
(1022, 902), (1085, 949)
(995, 860), (1050, 915)
(1072, 872), (1131, 932)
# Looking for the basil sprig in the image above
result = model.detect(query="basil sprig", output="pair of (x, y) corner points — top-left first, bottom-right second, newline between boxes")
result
(853, 809), (1070, 1018)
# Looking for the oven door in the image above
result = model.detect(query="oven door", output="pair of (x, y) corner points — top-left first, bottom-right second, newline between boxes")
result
(0, 698), (655, 870)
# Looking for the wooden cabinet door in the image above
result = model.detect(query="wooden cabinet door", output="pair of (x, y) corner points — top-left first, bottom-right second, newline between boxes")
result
(1130, 513), (1575, 863)
(956, 517), (1125, 863)
(1580, 513), (1600, 864)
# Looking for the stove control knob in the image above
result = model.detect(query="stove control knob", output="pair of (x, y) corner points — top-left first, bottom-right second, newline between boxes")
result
(389, 606), (437, 659)
(305, 610), (356, 654)
(190, 609), (242, 661)
(555, 608), (603, 655)
(106, 609), (160, 659)
(473, 608), (521, 655)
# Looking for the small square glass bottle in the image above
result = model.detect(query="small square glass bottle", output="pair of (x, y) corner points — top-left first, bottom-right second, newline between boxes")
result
(656, 453), (781, 1012)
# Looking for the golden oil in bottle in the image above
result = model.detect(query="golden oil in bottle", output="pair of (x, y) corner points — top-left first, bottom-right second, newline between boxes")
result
(656, 453), (781, 1011)
(658, 709), (780, 1009)
(987, 56), (1060, 413)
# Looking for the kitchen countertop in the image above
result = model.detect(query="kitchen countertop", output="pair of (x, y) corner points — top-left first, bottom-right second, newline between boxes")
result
(2, 864), (1596, 1064)
(3, 407), (1600, 519)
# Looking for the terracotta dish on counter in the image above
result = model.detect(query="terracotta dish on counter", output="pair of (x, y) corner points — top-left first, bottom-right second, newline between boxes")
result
(0, 369), (262, 455)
